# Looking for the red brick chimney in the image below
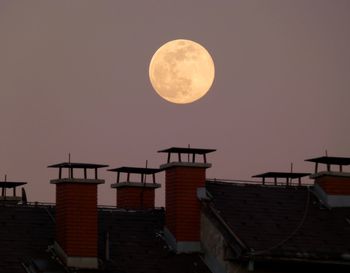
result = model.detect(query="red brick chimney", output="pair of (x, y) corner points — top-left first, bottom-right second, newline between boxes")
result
(48, 162), (108, 269)
(159, 147), (215, 253)
(109, 167), (161, 209)
(306, 156), (350, 207)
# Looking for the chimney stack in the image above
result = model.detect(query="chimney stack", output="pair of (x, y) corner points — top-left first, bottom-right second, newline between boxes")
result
(0, 177), (27, 205)
(48, 162), (108, 269)
(306, 156), (350, 207)
(109, 166), (161, 209)
(159, 147), (215, 253)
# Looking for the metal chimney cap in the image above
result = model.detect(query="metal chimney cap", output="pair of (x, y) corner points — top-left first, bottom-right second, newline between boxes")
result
(108, 167), (162, 174)
(158, 147), (216, 155)
(48, 162), (109, 169)
(305, 156), (350, 166)
(0, 181), (27, 188)
(252, 172), (310, 179)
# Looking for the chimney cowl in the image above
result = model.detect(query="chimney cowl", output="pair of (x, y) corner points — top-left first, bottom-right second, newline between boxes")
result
(252, 172), (310, 186)
(159, 146), (215, 253)
(306, 156), (350, 207)
(0, 179), (27, 205)
(48, 161), (108, 269)
(109, 166), (161, 209)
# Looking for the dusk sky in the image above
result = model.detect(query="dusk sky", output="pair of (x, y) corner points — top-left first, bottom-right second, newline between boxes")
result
(1, 1), (349, 206)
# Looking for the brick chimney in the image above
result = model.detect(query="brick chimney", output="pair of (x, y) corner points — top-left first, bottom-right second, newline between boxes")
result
(109, 166), (161, 209)
(306, 156), (350, 207)
(159, 147), (215, 253)
(48, 162), (108, 269)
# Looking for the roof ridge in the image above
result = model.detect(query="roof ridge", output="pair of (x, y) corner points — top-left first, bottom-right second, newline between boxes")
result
(206, 179), (312, 188)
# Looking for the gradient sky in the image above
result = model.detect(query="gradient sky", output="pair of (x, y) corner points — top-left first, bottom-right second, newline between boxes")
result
(1, 0), (349, 206)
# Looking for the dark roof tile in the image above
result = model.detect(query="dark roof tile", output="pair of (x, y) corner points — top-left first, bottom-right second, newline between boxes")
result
(206, 181), (350, 263)
(0, 205), (211, 273)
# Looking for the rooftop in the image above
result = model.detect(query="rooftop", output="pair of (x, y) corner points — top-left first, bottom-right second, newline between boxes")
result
(0, 204), (211, 273)
(205, 180), (350, 264)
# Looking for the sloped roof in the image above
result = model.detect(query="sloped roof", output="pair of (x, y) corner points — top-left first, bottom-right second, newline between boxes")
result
(0, 205), (55, 273)
(98, 209), (210, 273)
(0, 205), (211, 273)
(205, 181), (350, 264)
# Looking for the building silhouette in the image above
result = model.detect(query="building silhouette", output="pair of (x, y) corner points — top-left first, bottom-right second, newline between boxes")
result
(0, 147), (350, 273)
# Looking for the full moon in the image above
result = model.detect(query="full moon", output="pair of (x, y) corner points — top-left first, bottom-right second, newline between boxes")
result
(149, 39), (215, 104)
